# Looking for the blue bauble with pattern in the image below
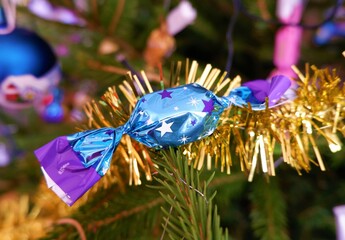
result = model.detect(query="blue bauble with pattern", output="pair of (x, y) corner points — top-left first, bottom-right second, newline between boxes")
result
(0, 27), (60, 109)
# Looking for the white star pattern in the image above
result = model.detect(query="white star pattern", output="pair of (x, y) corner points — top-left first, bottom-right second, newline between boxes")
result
(156, 120), (174, 137)
(183, 87), (188, 90)
(178, 135), (190, 144)
(174, 106), (179, 111)
(187, 97), (200, 108)
(139, 111), (144, 115)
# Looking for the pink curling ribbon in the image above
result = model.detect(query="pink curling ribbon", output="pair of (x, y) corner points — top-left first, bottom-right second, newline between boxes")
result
(270, 0), (305, 80)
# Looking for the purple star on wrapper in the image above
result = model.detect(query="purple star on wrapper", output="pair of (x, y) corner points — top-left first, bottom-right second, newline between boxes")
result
(34, 76), (291, 206)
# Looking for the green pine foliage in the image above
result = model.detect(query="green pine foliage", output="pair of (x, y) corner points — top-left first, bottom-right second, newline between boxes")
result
(249, 177), (288, 240)
(1, 1), (345, 239)
(41, 184), (164, 240)
(153, 148), (229, 240)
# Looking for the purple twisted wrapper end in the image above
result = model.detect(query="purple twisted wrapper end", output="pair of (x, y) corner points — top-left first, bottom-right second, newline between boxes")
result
(242, 75), (291, 106)
(34, 136), (101, 206)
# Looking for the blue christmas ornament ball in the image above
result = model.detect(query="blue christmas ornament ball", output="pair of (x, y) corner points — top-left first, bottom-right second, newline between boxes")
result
(0, 27), (60, 109)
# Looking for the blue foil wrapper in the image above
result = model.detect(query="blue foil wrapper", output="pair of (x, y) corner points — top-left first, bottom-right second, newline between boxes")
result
(34, 76), (291, 205)
(124, 83), (230, 148)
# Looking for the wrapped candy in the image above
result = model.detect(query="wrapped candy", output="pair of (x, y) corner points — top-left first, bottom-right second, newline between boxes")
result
(270, 0), (304, 79)
(143, 20), (175, 68)
(143, 1), (196, 68)
(166, 1), (197, 36)
(34, 75), (291, 206)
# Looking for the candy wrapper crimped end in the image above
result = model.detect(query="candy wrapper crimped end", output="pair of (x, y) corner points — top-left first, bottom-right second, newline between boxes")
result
(34, 128), (123, 206)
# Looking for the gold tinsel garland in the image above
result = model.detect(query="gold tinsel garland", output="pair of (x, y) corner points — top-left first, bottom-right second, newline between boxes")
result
(0, 185), (75, 240)
(83, 60), (345, 187)
(209, 64), (345, 181)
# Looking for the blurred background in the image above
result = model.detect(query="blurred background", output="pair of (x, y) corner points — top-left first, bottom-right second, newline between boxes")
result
(0, 0), (345, 239)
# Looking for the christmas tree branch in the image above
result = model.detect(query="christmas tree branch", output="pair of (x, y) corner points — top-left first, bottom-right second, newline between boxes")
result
(88, 197), (164, 230)
(41, 185), (163, 240)
(153, 148), (229, 240)
(250, 177), (289, 240)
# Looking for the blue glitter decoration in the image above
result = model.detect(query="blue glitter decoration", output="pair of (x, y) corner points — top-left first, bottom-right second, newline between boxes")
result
(42, 88), (64, 123)
(0, 27), (57, 81)
(0, 27), (60, 108)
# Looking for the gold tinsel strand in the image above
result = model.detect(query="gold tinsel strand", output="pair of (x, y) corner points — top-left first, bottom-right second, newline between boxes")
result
(0, 183), (76, 240)
(82, 60), (345, 187)
(226, 64), (344, 180)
